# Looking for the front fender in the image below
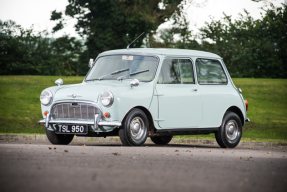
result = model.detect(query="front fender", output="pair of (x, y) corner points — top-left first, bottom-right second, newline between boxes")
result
(99, 81), (155, 124)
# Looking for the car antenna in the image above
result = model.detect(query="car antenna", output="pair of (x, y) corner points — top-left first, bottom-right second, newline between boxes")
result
(127, 32), (144, 50)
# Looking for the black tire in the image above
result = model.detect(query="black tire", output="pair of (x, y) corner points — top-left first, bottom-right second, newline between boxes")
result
(150, 136), (173, 145)
(46, 127), (74, 145)
(215, 112), (242, 148)
(119, 109), (149, 146)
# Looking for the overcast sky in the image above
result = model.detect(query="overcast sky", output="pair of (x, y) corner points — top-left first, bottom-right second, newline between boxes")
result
(0, 0), (285, 39)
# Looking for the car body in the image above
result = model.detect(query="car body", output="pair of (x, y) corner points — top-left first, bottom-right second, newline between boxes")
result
(39, 48), (249, 148)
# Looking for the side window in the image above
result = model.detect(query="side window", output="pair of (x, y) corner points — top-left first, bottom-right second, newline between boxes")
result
(195, 59), (227, 84)
(157, 59), (194, 84)
(178, 59), (194, 84)
(157, 59), (180, 84)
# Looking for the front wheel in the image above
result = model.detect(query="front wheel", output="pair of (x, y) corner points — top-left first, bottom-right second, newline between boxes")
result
(46, 127), (74, 145)
(119, 109), (149, 146)
(215, 112), (242, 148)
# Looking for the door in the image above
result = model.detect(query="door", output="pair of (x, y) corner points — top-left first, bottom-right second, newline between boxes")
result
(156, 58), (202, 129)
(195, 58), (230, 128)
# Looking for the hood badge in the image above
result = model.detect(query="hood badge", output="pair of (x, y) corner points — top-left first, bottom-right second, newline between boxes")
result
(67, 94), (82, 98)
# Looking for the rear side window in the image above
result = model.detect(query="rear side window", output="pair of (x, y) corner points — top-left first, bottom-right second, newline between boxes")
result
(157, 59), (194, 84)
(195, 59), (227, 84)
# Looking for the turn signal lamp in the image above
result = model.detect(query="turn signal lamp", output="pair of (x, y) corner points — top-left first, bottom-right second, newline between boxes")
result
(44, 111), (48, 116)
(104, 112), (110, 118)
(245, 100), (248, 111)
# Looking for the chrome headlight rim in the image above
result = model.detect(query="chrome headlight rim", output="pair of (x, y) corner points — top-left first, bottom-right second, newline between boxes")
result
(40, 90), (53, 106)
(100, 90), (114, 107)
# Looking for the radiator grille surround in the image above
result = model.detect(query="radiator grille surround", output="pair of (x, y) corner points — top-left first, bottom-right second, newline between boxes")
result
(51, 102), (102, 120)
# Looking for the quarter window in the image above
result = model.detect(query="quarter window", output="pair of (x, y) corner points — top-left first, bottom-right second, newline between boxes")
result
(157, 59), (194, 84)
(195, 59), (227, 84)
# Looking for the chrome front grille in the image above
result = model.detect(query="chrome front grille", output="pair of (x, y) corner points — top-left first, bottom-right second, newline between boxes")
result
(51, 102), (101, 120)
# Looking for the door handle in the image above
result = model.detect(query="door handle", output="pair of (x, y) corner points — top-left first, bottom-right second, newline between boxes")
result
(193, 89), (198, 91)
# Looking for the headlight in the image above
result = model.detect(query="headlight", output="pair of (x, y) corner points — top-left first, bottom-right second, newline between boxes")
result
(100, 91), (114, 107)
(40, 90), (53, 106)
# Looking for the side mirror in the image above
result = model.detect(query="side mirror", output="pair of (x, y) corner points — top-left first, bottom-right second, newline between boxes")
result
(130, 79), (139, 88)
(89, 58), (94, 68)
(55, 78), (63, 86)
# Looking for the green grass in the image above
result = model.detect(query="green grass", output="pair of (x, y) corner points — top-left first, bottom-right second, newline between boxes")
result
(0, 76), (286, 141)
(0, 76), (84, 134)
(233, 78), (287, 140)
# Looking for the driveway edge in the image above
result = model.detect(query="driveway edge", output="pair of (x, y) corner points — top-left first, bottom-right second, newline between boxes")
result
(0, 134), (286, 148)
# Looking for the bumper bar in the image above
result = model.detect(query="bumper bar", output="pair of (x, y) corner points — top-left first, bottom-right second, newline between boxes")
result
(245, 118), (250, 122)
(38, 119), (122, 129)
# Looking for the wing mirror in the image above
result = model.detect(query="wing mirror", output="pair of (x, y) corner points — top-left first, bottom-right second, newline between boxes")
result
(55, 78), (63, 86)
(130, 79), (139, 88)
(88, 58), (94, 68)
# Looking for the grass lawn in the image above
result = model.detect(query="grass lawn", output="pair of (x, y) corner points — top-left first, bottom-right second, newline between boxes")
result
(0, 76), (286, 142)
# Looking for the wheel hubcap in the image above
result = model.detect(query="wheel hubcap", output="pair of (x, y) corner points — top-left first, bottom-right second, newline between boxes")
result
(130, 117), (145, 140)
(225, 120), (239, 141)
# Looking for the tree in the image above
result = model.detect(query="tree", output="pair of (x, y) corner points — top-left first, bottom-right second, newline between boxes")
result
(51, 0), (190, 59)
(0, 20), (85, 75)
(199, 3), (287, 78)
(144, 3), (287, 78)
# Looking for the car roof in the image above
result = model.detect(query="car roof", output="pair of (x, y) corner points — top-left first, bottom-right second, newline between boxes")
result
(100, 48), (221, 59)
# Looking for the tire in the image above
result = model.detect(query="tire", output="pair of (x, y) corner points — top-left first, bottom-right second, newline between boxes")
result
(119, 109), (149, 146)
(46, 127), (74, 145)
(150, 136), (173, 145)
(215, 112), (242, 148)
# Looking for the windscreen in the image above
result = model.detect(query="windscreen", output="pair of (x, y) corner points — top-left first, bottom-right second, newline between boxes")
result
(86, 55), (159, 81)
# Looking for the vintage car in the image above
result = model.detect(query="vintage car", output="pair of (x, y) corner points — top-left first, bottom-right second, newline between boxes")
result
(38, 48), (249, 148)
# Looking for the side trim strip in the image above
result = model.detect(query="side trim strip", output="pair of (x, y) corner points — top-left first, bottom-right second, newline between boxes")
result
(156, 128), (218, 133)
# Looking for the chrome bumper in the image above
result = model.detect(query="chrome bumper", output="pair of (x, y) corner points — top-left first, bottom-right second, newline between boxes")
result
(38, 115), (121, 132)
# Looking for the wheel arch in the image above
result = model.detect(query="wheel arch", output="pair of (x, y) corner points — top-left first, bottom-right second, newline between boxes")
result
(120, 106), (155, 135)
(224, 106), (245, 126)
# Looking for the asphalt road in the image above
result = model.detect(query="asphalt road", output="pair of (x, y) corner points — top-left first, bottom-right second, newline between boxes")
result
(0, 140), (286, 192)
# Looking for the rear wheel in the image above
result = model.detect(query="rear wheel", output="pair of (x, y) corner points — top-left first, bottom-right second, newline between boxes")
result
(119, 109), (148, 146)
(215, 112), (242, 148)
(46, 127), (74, 145)
(150, 136), (173, 145)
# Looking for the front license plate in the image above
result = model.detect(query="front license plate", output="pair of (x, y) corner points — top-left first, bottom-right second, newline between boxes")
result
(55, 124), (88, 134)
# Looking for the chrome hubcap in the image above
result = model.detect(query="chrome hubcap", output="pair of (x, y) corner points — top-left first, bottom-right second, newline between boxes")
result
(225, 120), (239, 141)
(130, 117), (145, 140)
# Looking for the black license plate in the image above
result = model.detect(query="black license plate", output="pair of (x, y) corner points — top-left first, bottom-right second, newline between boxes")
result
(55, 124), (88, 134)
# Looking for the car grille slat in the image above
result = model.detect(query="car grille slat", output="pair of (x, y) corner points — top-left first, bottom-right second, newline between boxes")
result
(51, 103), (101, 120)
(63, 104), (69, 118)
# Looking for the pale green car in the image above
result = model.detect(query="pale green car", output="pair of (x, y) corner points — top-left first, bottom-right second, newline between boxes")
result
(38, 48), (250, 148)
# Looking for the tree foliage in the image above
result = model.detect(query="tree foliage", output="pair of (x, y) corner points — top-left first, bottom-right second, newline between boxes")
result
(1, 2), (286, 78)
(0, 20), (87, 75)
(148, 3), (287, 78)
(200, 4), (287, 78)
(51, 0), (189, 58)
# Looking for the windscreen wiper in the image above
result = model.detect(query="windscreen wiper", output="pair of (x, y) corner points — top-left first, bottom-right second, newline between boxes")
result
(117, 69), (149, 81)
(99, 68), (129, 80)
(87, 78), (100, 81)
(130, 69), (149, 76)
